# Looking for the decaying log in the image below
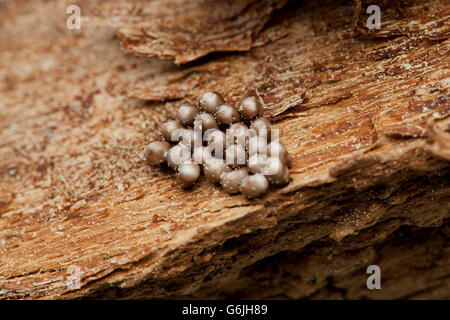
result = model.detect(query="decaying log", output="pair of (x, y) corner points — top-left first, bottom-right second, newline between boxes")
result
(0, 0), (449, 299)
(92, 0), (289, 64)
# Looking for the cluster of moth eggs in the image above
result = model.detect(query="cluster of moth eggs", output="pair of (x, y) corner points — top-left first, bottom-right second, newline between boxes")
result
(144, 91), (291, 199)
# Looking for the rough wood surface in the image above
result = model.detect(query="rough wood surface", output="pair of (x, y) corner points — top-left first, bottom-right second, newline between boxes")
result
(92, 0), (289, 64)
(0, 0), (449, 299)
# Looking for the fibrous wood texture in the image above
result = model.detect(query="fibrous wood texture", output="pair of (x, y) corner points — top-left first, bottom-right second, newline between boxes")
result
(0, 0), (449, 299)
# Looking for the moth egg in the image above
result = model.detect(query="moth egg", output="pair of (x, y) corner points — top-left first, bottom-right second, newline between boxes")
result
(225, 144), (247, 168)
(206, 129), (227, 155)
(216, 104), (241, 124)
(192, 146), (214, 165)
(261, 157), (290, 186)
(166, 144), (191, 170)
(247, 154), (269, 174)
(267, 141), (291, 167)
(194, 112), (219, 132)
(227, 122), (249, 148)
(238, 96), (263, 121)
(247, 135), (269, 157)
(177, 104), (199, 126)
(161, 120), (183, 142)
(204, 160), (231, 184)
(220, 167), (249, 194)
(268, 165), (290, 186)
(250, 117), (272, 140)
(175, 128), (196, 150)
(176, 163), (201, 188)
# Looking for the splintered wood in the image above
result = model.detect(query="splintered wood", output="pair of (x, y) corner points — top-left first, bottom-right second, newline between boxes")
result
(0, 0), (449, 299)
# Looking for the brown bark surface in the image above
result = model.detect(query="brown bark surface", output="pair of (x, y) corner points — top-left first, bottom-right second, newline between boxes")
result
(0, 0), (449, 299)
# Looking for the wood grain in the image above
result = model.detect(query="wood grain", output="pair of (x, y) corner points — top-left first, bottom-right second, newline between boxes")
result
(0, 0), (449, 299)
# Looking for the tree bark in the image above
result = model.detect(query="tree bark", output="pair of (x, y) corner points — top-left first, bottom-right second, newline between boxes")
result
(0, 0), (449, 299)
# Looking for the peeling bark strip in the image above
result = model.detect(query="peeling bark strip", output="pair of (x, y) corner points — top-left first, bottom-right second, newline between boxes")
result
(0, 0), (450, 299)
